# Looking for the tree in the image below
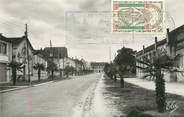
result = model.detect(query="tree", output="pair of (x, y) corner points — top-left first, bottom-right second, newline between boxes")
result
(8, 61), (22, 85)
(47, 62), (57, 80)
(114, 47), (136, 87)
(104, 63), (116, 80)
(33, 63), (45, 82)
(64, 66), (74, 78)
(104, 63), (111, 77)
(136, 49), (182, 112)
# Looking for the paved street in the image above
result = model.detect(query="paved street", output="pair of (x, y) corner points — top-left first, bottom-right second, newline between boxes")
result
(0, 73), (100, 117)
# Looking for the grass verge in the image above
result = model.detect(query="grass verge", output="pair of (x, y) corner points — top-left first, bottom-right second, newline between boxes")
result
(103, 78), (184, 117)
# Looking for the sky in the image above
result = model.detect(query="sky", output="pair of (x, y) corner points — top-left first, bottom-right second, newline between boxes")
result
(0, 0), (183, 62)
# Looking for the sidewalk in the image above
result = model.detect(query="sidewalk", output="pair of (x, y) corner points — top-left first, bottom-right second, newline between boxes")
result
(0, 81), (54, 93)
(125, 78), (184, 96)
(0, 76), (69, 93)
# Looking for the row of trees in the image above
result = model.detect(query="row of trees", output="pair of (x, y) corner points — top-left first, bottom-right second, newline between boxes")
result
(104, 46), (183, 113)
(9, 61), (57, 85)
(9, 61), (93, 85)
(104, 47), (136, 87)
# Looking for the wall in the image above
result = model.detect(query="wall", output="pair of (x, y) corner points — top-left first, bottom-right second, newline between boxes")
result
(13, 39), (33, 80)
(0, 40), (12, 82)
(32, 54), (48, 81)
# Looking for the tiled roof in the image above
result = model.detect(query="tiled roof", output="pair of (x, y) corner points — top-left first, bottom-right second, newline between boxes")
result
(43, 47), (68, 58)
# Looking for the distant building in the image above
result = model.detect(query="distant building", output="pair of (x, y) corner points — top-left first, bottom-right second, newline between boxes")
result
(90, 62), (107, 73)
(43, 47), (68, 77)
(74, 59), (83, 74)
(64, 57), (75, 68)
(0, 34), (12, 82)
(32, 49), (49, 80)
(81, 59), (92, 71)
(43, 47), (68, 70)
(136, 25), (184, 82)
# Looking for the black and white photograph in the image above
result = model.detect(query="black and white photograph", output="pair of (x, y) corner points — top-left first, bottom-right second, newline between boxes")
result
(0, 0), (184, 117)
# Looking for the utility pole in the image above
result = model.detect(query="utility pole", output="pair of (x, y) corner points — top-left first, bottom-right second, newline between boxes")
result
(50, 40), (54, 80)
(25, 24), (31, 83)
(62, 56), (65, 77)
(109, 46), (112, 63)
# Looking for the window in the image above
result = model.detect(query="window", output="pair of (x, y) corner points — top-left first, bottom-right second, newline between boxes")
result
(0, 42), (7, 55)
(179, 55), (184, 68)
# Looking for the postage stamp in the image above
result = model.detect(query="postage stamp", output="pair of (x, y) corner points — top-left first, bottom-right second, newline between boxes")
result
(112, 0), (164, 33)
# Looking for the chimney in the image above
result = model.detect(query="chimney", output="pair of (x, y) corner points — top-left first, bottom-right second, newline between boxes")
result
(155, 37), (158, 50)
(166, 28), (170, 44)
(143, 45), (145, 54)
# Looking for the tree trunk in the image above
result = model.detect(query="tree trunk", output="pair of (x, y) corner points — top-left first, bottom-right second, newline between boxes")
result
(51, 70), (54, 80)
(60, 70), (62, 78)
(155, 68), (166, 112)
(110, 74), (113, 80)
(114, 74), (117, 82)
(12, 67), (16, 85)
(23, 66), (25, 81)
(38, 69), (41, 82)
(120, 74), (125, 88)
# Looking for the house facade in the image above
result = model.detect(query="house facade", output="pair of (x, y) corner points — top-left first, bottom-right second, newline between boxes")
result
(32, 50), (48, 81)
(9, 35), (34, 81)
(74, 59), (83, 74)
(0, 34), (12, 82)
(43, 47), (68, 68)
(43, 47), (68, 76)
(136, 25), (184, 82)
(64, 57), (75, 68)
(91, 62), (107, 73)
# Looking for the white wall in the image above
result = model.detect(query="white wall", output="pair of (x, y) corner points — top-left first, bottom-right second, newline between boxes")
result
(0, 40), (12, 82)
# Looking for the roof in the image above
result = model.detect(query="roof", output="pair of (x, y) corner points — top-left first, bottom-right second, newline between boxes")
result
(43, 47), (68, 58)
(90, 62), (107, 66)
(169, 24), (184, 43)
(0, 34), (12, 43)
(136, 24), (184, 57)
(74, 59), (83, 64)
(7, 36), (34, 50)
(33, 49), (50, 61)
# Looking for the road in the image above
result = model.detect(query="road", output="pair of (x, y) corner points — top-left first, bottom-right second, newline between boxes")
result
(0, 73), (100, 117)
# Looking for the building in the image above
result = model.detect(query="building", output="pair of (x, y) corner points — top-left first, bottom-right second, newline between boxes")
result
(74, 59), (83, 74)
(8, 35), (34, 81)
(0, 34), (12, 82)
(32, 49), (48, 81)
(81, 59), (92, 71)
(136, 25), (184, 82)
(44, 47), (68, 69)
(64, 57), (76, 68)
(90, 62), (107, 73)
(43, 47), (68, 76)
